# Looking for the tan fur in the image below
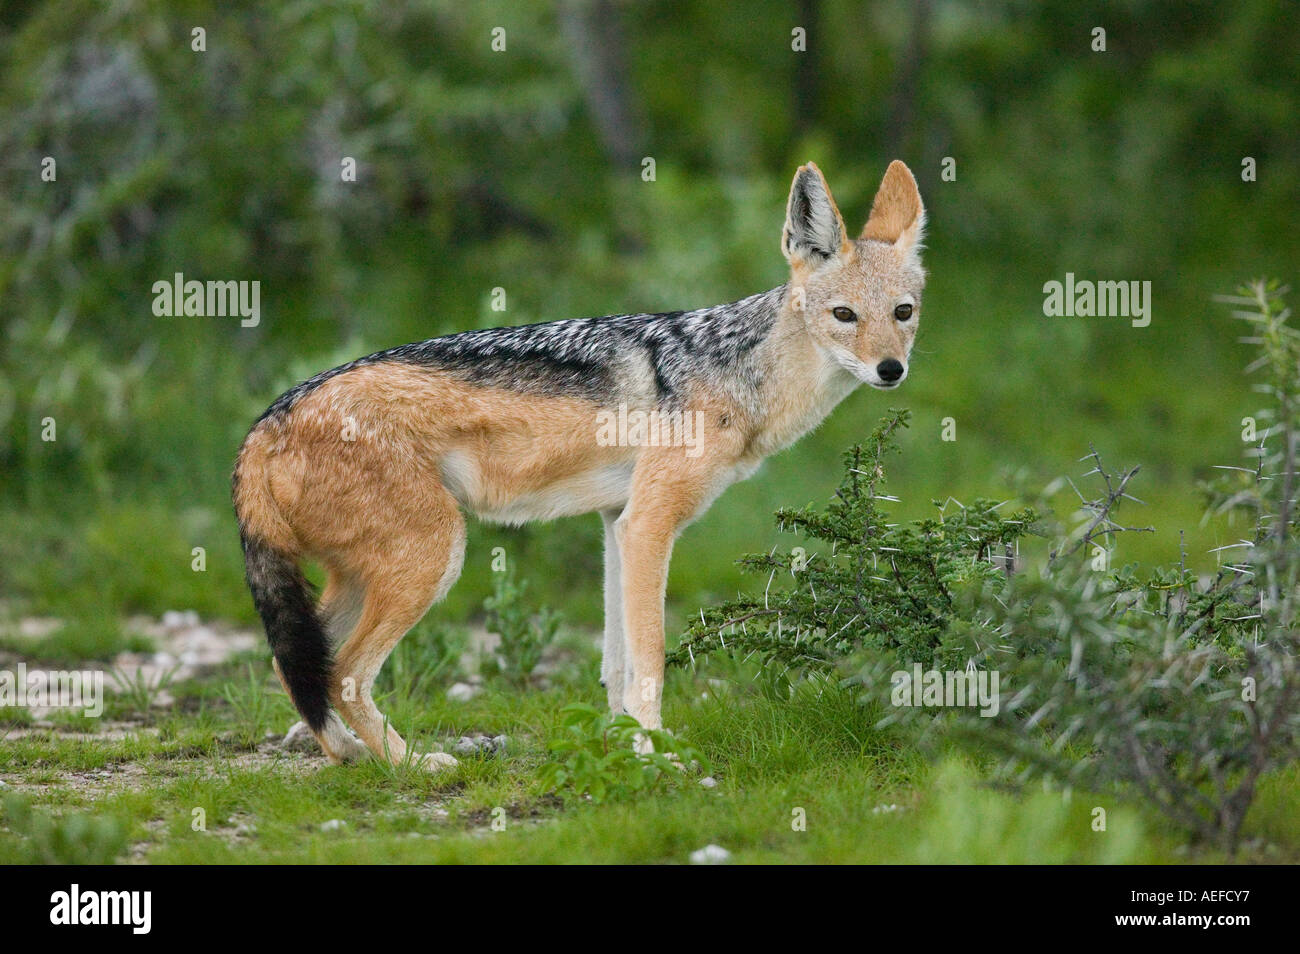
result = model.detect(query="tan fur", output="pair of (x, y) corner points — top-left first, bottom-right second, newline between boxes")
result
(235, 160), (926, 768)
(237, 365), (642, 765)
(860, 159), (924, 244)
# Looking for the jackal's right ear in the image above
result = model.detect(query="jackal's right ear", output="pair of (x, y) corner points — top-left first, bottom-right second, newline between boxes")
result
(861, 160), (925, 254)
(782, 162), (849, 266)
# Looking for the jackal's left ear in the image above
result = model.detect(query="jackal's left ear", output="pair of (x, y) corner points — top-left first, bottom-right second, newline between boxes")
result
(861, 160), (925, 257)
(782, 162), (850, 266)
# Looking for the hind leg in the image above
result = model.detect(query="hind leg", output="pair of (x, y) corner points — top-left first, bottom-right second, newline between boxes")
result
(331, 503), (466, 770)
(320, 568), (366, 646)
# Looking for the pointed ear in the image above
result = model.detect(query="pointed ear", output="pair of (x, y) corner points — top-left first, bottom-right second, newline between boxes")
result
(861, 160), (925, 253)
(782, 162), (849, 266)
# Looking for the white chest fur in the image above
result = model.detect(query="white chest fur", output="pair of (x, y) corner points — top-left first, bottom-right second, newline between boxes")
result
(441, 450), (636, 525)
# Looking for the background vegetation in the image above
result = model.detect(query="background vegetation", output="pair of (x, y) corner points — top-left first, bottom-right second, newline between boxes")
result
(1, 1), (1298, 865)
(2, 0), (1297, 626)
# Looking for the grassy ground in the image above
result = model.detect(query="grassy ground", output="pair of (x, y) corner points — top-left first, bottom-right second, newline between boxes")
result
(3, 259), (1293, 863)
(2, 616), (1297, 865)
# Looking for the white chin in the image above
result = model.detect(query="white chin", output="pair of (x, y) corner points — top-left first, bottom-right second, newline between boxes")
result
(834, 356), (904, 390)
(837, 358), (882, 388)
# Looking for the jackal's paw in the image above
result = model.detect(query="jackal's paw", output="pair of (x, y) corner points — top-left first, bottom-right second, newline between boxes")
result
(295, 719), (369, 765)
(331, 733), (371, 764)
(632, 732), (689, 770)
(417, 751), (459, 773)
(632, 731), (656, 756)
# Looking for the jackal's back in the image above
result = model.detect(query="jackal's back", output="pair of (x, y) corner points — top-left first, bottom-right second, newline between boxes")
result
(252, 286), (785, 431)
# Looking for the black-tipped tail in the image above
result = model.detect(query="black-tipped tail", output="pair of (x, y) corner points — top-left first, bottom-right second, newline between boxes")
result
(241, 535), (331, 731)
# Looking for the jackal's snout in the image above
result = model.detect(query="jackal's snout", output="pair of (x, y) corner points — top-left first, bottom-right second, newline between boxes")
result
(876, 358), (905, 385)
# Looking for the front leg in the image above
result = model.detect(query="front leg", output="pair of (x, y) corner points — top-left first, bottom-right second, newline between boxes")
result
(616, 510), (675, 731)
(599, 508), (627, 714)
(616, 447), (728, 733)
(613, 404), (747, 736)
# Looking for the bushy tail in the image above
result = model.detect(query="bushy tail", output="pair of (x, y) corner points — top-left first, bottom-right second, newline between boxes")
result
(241, 534), (332, 731)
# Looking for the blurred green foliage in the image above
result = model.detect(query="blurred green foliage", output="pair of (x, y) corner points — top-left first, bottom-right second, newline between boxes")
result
(0, 792), (127, 864)
(1, 1), (1297, 624)
(484, 567), (562, 686)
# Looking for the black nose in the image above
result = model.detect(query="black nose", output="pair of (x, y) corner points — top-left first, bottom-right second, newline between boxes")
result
(877, 359), (905, 383)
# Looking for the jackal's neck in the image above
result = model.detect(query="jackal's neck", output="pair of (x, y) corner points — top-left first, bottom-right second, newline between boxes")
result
(744, 286), (861, 456)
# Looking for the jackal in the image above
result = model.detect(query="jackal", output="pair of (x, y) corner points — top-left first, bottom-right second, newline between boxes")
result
(233, 160), (926, 769)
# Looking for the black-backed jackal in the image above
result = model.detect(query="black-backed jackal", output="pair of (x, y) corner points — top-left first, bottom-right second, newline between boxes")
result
(233, 161), (926, 769)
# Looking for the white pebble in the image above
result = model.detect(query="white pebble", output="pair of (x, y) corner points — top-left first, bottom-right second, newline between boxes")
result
(446, 682), (479, 702)
(689, 844), (730, 865)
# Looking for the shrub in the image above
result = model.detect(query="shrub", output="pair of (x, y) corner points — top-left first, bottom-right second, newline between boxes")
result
(679, 280), (1300, 855)
(670, 409), (1039, 675)
(926, 280), (1300, 855)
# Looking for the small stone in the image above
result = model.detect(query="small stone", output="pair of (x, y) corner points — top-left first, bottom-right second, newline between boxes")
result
(161, 610), (200, 630)
(320, 819), (345, 832)
(690, 844), (730, 865)
(447, 682), (479, 702)
(18, 617), (60, 639)
(698, 776), (718, 789)
(451, 733), (507, 757)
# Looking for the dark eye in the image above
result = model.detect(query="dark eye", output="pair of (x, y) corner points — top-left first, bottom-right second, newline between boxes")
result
(832, 307), (857, 323)
(894, 303), (914, 321)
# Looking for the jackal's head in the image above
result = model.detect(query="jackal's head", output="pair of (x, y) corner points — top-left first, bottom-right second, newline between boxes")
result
(781, 160), (925, 390)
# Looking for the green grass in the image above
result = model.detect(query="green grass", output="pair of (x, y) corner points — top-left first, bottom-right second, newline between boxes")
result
(2, 635), (1295, 864)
